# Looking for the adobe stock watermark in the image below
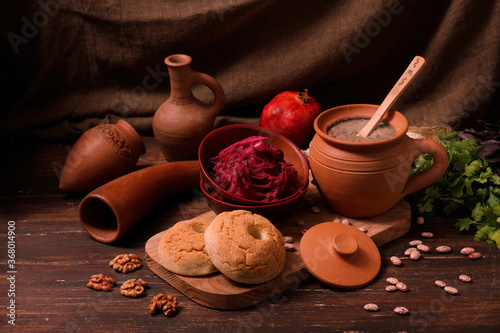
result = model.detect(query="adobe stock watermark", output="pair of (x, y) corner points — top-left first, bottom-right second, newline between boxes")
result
(50, 61), (169, 181)
(235, 235), (335, 332)
(341, 0), (404, 64)
(7, 0), (69, 54)
(408, 279), (471, 332)
(64, 288), (114, 332)
(6, 221), (17, 326)
(215, 1), (237, 22)
(450, 74), (500, 130)
(109, 62), (169, 119)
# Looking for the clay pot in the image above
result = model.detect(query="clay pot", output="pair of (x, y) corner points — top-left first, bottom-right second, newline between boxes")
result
(309, 104), (449, 218)
(59, 120), (146, 192)
(153, 54), (225, 161)
(79, 161), (200, 243)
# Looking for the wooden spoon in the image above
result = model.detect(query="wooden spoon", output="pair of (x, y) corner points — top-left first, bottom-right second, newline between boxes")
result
(357, 56), (426, 138)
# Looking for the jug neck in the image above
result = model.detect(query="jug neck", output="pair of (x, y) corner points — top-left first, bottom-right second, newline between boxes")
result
(165, 54), (195, 100)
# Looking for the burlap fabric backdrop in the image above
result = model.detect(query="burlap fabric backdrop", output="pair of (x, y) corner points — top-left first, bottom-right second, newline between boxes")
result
(1, 0), (499, 141)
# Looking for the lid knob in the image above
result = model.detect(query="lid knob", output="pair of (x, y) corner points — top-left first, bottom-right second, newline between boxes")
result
(332, 233), (358, 255)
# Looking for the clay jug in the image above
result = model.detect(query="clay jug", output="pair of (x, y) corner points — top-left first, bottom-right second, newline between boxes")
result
(309, 104), (449, 218)
(79, 161), (200, 243)
(59, 119), (146, 192)
(153, 54), (225, 161)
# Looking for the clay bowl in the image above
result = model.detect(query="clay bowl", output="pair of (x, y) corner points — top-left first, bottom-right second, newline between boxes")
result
(198, 124), (309, 206)
(200, 180), (307, 223)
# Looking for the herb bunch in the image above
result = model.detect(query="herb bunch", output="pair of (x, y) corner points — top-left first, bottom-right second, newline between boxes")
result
(411, 128), (500, 249)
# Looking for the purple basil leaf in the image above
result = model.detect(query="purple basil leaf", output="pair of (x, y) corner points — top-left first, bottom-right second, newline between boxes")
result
(477, 140), (500, 163)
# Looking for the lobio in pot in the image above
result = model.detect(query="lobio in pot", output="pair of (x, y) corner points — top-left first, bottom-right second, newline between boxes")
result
(309, 104), (449, 218)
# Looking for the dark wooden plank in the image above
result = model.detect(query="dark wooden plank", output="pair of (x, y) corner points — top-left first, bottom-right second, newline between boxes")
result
(1, 137), (499, 332)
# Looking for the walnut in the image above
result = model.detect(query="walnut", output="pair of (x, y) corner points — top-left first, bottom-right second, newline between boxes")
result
(149, 294), (178, 317)
(120, 278), (148, 297)
(109, 253), (142, 273)
(86, 274), (116, 291)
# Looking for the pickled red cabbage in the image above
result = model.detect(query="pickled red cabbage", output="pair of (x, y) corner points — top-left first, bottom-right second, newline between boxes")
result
(210, 136), (299, 202)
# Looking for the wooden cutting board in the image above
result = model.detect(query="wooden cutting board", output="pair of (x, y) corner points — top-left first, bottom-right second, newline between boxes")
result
(145, 184), (411, 310)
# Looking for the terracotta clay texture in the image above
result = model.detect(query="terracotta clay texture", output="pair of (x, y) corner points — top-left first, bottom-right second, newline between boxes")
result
(79, 161), (200, 243)
(300, 222), (381, 289)
(153, 54), (225, 161)
(59, 119), (146, 192)
(309, 104), (449, 218)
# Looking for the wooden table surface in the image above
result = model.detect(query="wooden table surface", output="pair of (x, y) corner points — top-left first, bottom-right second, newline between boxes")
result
(1, 136), (500, 332)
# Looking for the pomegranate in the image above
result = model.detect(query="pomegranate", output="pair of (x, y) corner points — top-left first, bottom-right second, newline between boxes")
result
(260, 89), (323, 148)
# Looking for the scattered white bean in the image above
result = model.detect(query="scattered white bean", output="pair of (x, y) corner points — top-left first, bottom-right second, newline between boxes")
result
(416, 216), (425, 224)
(444, 286), (458, 295)
(341, 219), (350, 225)
(459, 274), (472, 283)
(409, 240), (423, 246)
(300, 228), (308, 235)
(469, 252), (482, 260)
(358, 227), (367, 233)
(296, 219), (306, 226)
(386, 277), (399, 285)
(436, 246), (451, 253)
(363, 303), (379, 312)
(310, 206), (320, 214)
(394, 306), (410, 315)
(460, 247), (475, 255)
(410, 250), (422, 261)
(390, 256), (402, 266)
(385, 285), (397, 292)
(421, 232), (434, 238)
(404, 247), (418, 256)
(283, 236), (294, 243)
(417, 244), (430, 253)
(284, 243), (296, 251)
(435, 280), (446, 288)
(396, 282), (408, 292)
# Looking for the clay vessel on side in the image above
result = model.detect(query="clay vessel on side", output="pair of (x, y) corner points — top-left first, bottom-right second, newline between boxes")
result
(153, 54), (225, 161)
(79, 160), (200, 243)
(59, 120), (146, 192)
(309, 104), (449, 218)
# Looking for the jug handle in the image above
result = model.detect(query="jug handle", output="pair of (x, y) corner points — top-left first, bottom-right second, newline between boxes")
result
(192, 72), (226, 116)
(400, 138), (449, 198)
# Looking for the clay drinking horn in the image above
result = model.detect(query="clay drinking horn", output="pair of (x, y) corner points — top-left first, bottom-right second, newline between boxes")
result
(79, 160), (200, 243)
(59, 120), (146, 192)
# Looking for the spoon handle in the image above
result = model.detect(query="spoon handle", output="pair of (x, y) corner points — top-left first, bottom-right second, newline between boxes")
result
(357, 56), (426, 137)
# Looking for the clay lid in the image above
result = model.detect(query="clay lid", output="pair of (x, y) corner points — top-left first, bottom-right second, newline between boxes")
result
(299, 222), (381, 289)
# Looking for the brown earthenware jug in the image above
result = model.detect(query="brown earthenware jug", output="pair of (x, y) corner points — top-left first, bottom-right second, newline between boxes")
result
(153, 54), (225, 161)
(309, 104), (449, 218)
(59, 120), (146, 192)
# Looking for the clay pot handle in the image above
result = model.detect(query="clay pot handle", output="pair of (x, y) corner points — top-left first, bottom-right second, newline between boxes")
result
(192, 71), (226, 117)
(400, 138), (449, 198)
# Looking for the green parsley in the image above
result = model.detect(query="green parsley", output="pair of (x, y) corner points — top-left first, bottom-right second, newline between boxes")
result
(411, 131), (500, 249)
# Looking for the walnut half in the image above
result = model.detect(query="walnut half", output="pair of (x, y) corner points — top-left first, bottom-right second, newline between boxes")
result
(120, 278), (148, 297)
(109, 253), (142, 273)
(87, 274), (116, 291)
(149, 294), (178, 317)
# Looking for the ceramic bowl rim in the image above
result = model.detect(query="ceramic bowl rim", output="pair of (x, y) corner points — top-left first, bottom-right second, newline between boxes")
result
(198, 124), (309, 205)
(314, 104), (409, 149)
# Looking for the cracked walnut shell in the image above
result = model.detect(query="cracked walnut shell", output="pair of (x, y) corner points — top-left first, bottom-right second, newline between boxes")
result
(149, 294), (178, 317)
(120, 278), (148, 297)
(87, 274), (116, 291)
(109, 253), (142, 273)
